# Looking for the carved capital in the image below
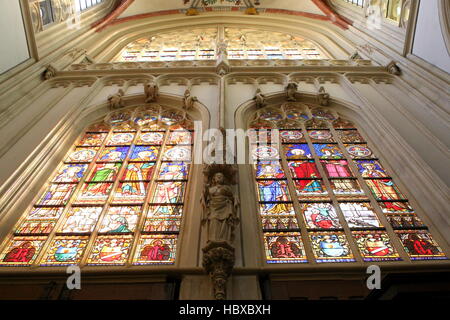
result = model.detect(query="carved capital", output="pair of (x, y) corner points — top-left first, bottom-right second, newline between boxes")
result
(202, 241), (235, 300)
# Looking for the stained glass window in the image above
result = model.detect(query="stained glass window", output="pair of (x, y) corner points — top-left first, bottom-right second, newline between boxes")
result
(251, 103), (447, 264)
(0, 105), (193, 267)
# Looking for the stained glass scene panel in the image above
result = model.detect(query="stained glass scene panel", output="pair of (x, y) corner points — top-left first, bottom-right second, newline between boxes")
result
(337, 130), (365, 143)
(259, 203), (296, 216)
(98, 206), (141, 233)
(75, 183), (114, 204)
(86, 235), (133, 265)
(162, 146), (191, 161)
(133, 235), (177, 265)
(77, 133), (107, 146)
(52, 164), (88, 183)
(345, 144), (375, 159)
(365, 179), (406, 201)
(330, 179), (366, 200)
(136, 132), (165, 145)
(313, 144), (344, 159)
(262, 216), (299, 230)
(14, 207), (64, 235)
(146, 205), (183, 218)
(167, 131), (192, 145)
(255, 161), (285, 179)
(121, 163), (155, 181)
(354, 160), (388, 178)
(284, 144), (312, 159)
(257, 180), (291, 202)
(395, 230), (447, 260)
(378, 201), (414, 214)
(352, 231), (401, 262)
(308, 130), (335, 143)
(36, 184), (77, 206)
(252, 146), (280, 160)
(287, 160), (321, 179)
(106, 132), (135, 145)
(280, 130), (305, 143)
(98, 146), (130, 162)
(40, 236), (89, 266)
(158, 162), (189, 180)
(151, 182), (186, 204)
(386, 213), (425, 229)
(86, 163), (122, 182)
(58, 207), (103, 233)
(65, 147), (99, 163)
(301, 203), (341, 229)
(293, 180), (328, 200)
(309, 232), (355, 263)
(112, 182), (149, 204)
(142, 218), (181, 232)
(339, 202), (382, 229)
(264, 232), (308, 263)
(129, 146), (159, 161)
(0, 237), (47, 266)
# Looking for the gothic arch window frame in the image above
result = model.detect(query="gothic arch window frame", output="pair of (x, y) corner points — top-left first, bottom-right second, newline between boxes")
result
(235, 93), (449, 268)
(0, 94), (208, 270)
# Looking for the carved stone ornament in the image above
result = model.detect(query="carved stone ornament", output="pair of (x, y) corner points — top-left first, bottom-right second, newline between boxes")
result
(253, 88), (266, 108)
(201, 163), (239, 300)
(42, 65), (57, 80)
(107, 89), (125, 110)
(183, 89), (198, 110)
(349, 51), (363, 60)
(285, 82), (299, 101)
(144, 83), (159, 103)
(317, 86), (330, 106)
(387, 61), (401, 75)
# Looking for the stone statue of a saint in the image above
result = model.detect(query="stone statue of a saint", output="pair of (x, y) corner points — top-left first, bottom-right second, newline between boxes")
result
(201, 172), (240, 243)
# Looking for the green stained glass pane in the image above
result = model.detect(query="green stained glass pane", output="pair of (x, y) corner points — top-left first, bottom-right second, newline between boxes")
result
(87, 163), (122, 182)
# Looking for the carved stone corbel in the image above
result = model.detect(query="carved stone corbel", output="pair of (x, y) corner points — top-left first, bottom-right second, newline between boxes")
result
(42, 65), (57, 80)
(387, 61), (401, 75)
(183, 89), (198, 110)
(107, 89), (125, 110)
(317, 86), (330, 106)
(144, 83), (159, 103)
(253, 88), (266, 108)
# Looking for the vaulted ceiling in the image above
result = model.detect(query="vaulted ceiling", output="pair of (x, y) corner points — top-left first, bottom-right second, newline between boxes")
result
(94, 0), (350, 32)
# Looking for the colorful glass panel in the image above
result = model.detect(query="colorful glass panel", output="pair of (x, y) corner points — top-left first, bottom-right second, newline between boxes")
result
(75, 183), (113, 204)
(99, 206), (141, 233)
(167, 131), (192, 145)
(142, 218), (181, 232)
(151, 182), (185, 204)
(287, 160), (321, 179)
(121, 163), (155, 181)
(301, 203), (341, 229)
(87, 235), (133, 265)
(252, 146), (279, 160)
(395, 230), (447, 260)
(378, 201), (414, 214)
(261, 216), (299, 230)
(162, 146), (191, 161)
(136, 132), (165, 145)
(58, 207), (102, 233)
(352, 231), (401, 261)
(320, 160), (353, 178)
(365, 179), (406, 201)
(65, 147), (98, 163)
(284, 144), (312, 159)
(264, 232), (307, 263)
(309, 232), (355, 263)
(40, 236), (89, 265)
(337, 130), (365, 143)
(98, 146), (129, 162)
(329, 179), (366, 200)
(280, 130), (304, 143)
(355, 160), (388, 178)
(146, 205), (183, 218)
(129, 146), (159, 161)
(0, 237), (46, 266)
(77, 133), (107, 146)
(36, 184), (76, 206)
(345, 144), (374, 159)
(386, 213), (424, 229)
(158, 162), (189, 180)
(313, 144), (344, 159)
(339, 202), (382, 228)
(293, 180), (328, 200)
(308, 130), (334, 142)
(133, 235), (177, 265)
(52, 164), (88, 183)
(259, 203), (295, 216)
(257, 180), (291, 202)
(255, 161), (285, 179)
(112, 182), (148, 204)
(106, 132), (135, 145)
(87, 163), (121, 182)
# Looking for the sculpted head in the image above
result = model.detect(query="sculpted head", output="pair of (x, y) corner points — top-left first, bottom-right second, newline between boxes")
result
(212, 172), (225, 185)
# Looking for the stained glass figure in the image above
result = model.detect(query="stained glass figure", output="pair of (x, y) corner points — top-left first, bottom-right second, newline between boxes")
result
(312, 109), (336, 120)
(106, 133), (135, 145)
(66, 147), (98, 163)
(259, 203), (296, 216)
(257, 180), (291, 202)
(287, 160), (321, 179)
(87, 235), (133, 265)
(146, 205), (183, 218)
(355, 160), (388, 178)
(309, 232), (355, 262)
(75, 183), (114, 204)
(320, 160), (353, 178)
(58, 207), (103, 233)
(284, 144), (312, 159)
(151, 182), (185, 204)
(53, 164), (88, 183)
(301, 203), (341, 229)
(121, 163), (155, 181)
(313, 144), (344, 159)
(330, 179), (366, 199)
(77, 133), (107, 146)
(136, 132), (165, 145)
(158, 162), (189, 180)
(261, 216), (299, 230)
(339, 202), (382, 228)
(308, 130), (335, 142)
(99, 206), (141, 233)
(280, 130), (304, 143)
(252, 146), (279, 160)
(98, 146), (130, 162)
(345, 144), (374, 159)
(365, 179), (406, 201)
(264, 233), (307, 263)
(293, 180), (328, 200)
(112, 182), (149, 204)
(337, 130), (365, 143)
(255, 161), (285, 179)
(15, 220), (56, 235)
(378, 201), (414, 214)
(36, 184), (76, 206)
(87, 163), (121, 182)
(386, 213), (424, 229)
(352, 231), (401, 261)
(162, 146), (191, 161)
(142, 218), (181, 232)
(0, 237), (46, 265)
(133, 235), (177, 265)
(129, 146), (159, 161)
(40, 236), (89, 265)
(168, 131), (192, 145)
(395, 230), (447, 260)
(22, 207), (64, 220)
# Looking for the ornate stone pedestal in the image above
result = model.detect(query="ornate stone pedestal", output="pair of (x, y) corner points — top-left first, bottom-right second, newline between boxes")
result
(202, 241), (235, 300)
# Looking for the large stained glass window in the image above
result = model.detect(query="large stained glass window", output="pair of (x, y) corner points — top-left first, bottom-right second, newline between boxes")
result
(250, 103), (447, 264)
(115, 27), (327, 62)
(0, 105), (193, 267)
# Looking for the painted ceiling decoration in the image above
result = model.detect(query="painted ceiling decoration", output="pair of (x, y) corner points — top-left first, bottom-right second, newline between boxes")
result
(93, 0), (351, 32)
